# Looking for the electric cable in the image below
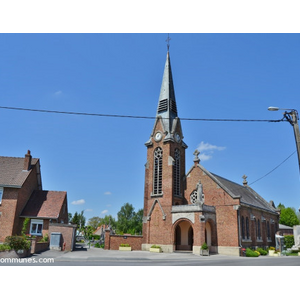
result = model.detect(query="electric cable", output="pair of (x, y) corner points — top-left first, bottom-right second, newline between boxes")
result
(249, 150), (297, 185)
(0, 105), (286, 123)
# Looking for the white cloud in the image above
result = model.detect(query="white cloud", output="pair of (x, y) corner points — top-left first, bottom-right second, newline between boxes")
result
(71, 199), (85, 205)
(199, 152), (213, 161)
(85, 209), (93, 212)
(197, 141), (226, 161)
(104, 191), (112, 195)
(54, 90), (62, 96)
(101, 210), (108, 214)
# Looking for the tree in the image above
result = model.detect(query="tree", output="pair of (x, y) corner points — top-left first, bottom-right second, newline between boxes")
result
(70, 210), (86, 230)
(87, 215), (117, 231)
(88, 217), (102, 230)
(278, 204), (300, 227)
(116, 203), (143, 235)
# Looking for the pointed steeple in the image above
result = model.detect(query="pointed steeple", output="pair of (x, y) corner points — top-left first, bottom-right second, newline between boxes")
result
(156, 51), (178, 138)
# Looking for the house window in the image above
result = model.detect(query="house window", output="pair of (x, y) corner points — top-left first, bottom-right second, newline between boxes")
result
(30, 219), (43, 236)
(0, 187), (3, 205)
(173, 149), (180, 196)
(153, 147), (163, 195)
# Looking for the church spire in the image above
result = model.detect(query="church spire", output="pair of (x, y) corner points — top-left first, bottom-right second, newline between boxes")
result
(156, 51), (178, 137)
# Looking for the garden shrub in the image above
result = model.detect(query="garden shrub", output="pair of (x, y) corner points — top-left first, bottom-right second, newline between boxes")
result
(256, 247), (268, 255)
(201, 242), (208, 250)
(284, 235), (294, 249)
(246, 248), (259, 257)
(5, 236), (30, 251)
(0, 244), (11, 252)
(120, 243), (130, 247)
(150, 245), (161, 249)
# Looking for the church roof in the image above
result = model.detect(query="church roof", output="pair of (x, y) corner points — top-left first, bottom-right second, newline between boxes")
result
(190, 164), (278, 214)
(212, 173), (278, 213)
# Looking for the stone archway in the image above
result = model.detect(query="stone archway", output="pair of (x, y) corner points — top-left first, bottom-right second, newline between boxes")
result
(174, 220), (193, 251)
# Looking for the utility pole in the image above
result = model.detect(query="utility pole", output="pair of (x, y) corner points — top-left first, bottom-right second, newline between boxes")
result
(284, 109), (300, 173)
(268, 107), (300, 174)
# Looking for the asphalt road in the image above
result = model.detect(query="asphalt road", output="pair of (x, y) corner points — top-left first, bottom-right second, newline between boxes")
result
(1, 244), (300, 266)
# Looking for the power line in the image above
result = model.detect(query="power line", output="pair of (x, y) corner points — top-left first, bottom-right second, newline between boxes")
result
(249, 150), (297, 185)
(0, 105), (286, 123)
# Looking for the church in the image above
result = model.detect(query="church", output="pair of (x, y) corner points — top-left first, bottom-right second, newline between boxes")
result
(141, 50), (280, 256)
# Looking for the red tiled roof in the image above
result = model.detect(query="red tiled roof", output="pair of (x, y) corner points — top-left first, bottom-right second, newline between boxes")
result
(0, 156), (39, 187)
(21, 190), (67, 219)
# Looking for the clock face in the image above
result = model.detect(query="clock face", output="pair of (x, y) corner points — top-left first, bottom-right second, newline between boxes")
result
(155, 132), (162, 142)
(175, 133), (181, 143)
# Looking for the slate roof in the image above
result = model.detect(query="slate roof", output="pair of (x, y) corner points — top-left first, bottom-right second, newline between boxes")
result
(212, 173), (278, 213)
(20, 190), (67, 219)
(0, 156), (39, 188)
(190, 164), (278, 214)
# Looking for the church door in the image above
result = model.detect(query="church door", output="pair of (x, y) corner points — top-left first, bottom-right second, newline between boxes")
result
(175, 220), (193, 251)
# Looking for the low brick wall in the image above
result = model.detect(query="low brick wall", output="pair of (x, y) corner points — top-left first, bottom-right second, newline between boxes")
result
(31, 240), (49, 254)
(104, 230), (143, 250)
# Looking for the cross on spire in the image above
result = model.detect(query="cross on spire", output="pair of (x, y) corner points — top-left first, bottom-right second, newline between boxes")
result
(166, 34), (171, 51)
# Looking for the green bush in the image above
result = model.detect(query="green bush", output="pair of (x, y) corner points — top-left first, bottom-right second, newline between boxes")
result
(150, 245), (161, 249)
(0, 244), (11, 252)
(246, 248), (259, 257)
(284, 235), (294, 249)
(94, 242), (104, 248)
(201, 242), (208, 250)
(5, 236), (30, 251)
(120, 243), (130, 247)
(256, 248), (268, 255)
(39, 234), (49, 243)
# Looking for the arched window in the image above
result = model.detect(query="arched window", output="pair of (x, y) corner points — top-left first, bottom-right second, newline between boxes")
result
(153, 147), (163, 195)
(246, 217), (250, 239)
(173, 148), (180, 196)
(267, 221), (270, 239)
(241, 216), (245, 239)
(190, 190), (198, 204)
(257, 219), (261, 239)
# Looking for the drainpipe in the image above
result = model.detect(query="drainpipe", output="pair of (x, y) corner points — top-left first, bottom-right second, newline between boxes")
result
(235, 205), (242, 249)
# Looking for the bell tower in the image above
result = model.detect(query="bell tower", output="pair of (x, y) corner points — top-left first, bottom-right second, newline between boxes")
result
(142, 50), (188, 252)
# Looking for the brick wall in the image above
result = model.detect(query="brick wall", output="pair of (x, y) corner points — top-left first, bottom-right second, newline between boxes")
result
(0, 188), (18, 242)
(48, 223), (77, 251)
(104, 232), (143, 250)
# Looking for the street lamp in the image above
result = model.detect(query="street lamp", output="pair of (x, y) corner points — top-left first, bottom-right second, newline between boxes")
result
(268, 106), (300, 174)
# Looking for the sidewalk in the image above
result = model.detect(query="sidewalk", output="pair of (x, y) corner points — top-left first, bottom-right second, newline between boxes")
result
(32, 244), (206, 261)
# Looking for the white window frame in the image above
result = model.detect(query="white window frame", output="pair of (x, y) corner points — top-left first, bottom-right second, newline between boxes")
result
(30, 219), (44, 236)
(0, 187), (3, 205)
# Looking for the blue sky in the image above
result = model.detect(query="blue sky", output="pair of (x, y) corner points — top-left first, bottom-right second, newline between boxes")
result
(1, 33), (300, 223)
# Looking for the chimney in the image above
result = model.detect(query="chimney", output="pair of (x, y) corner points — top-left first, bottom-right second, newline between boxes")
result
(23, 150), (32, 171)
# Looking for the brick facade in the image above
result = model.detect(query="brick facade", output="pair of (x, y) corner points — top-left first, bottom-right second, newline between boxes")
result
(48, 223), (77, 252)
(140, 51), (280, 256)
(0, 151), (69, 243)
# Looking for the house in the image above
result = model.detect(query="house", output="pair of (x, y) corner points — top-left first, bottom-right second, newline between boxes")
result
(141, 50), (280, 256)
(0, 150), (68, 242)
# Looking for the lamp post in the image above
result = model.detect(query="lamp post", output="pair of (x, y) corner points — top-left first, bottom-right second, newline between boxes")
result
(268, 107), (300, 174)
